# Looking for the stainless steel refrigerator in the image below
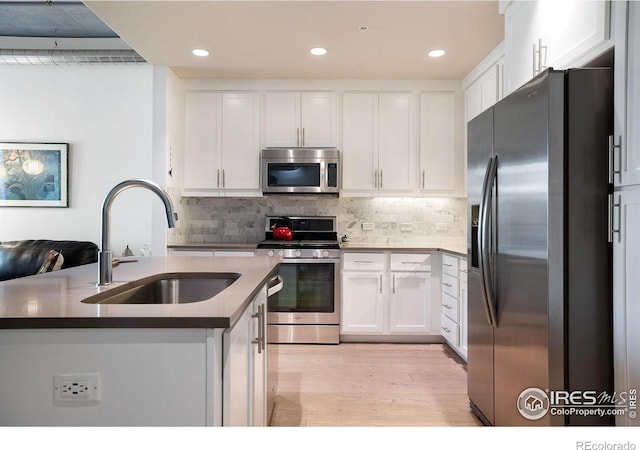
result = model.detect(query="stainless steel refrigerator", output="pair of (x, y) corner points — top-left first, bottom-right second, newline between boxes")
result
(467, 68), (614, 426)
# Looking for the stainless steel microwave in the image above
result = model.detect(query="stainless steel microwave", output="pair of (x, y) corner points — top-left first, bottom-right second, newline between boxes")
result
(262, 148), (340, 194)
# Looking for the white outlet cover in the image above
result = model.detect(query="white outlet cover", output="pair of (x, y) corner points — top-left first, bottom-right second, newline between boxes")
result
(54, 373), (102, 403)
(361, 222), (374, 231)
(400, 223), (413, 232)
(436, 223), (448, 231)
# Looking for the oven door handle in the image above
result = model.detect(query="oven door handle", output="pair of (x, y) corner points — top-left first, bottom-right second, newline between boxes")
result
(278, 258), (340, 264)
(267, 274), (284, 297)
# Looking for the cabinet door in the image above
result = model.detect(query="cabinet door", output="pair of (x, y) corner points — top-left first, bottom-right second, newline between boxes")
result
(252, 288), (267, 427)
(613, 190), (640, 426)
(420, 92), (459, 193)
(615, 1), (640, 187)
(378, 92), (417, 193)
(183, 91), (222, 191)
(301, 92), (338, 147)
(389, 272), (431, 333)
(504, 0), (543, 94)
(220, 92), (261, 191)
(341, 271), (385, 334)
(223, 295), (253, 426)
(223, 289), (266, 427)
(265, 92), (301, 147)
(342, 92), (378, 193)
(544, 0), (609, 69)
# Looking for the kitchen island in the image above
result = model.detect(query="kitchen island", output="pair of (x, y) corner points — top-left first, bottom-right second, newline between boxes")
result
(0, 255), (280, 426)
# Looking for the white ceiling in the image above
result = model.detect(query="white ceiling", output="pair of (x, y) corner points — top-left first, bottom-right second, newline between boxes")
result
(84, 0), (504, 80)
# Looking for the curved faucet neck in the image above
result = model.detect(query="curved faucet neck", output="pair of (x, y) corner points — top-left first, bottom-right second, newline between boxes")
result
(98, 179), (177, 286)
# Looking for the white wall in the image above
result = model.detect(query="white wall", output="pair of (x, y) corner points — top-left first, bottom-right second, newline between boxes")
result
(0, 64), (160, 257)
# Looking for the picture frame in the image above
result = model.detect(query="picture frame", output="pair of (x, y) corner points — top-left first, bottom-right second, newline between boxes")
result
(0, 142), (69, 207)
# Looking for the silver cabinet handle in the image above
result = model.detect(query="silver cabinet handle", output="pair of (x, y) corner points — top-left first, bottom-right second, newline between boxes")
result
(380, 170), (383, 189)
(609, 135), (622, 184)
(392, 274), (396, 294)
(217, 169), (220, 188)
(374, 170), (378, 189)
(354, 260), (374, 264)
(442, 326), (451, 333)
(251, 303), (265, 353)
(302, 127), (305, 146)
(297, 127), (301, 146)
(443, 304), (452, 309)
(609, 194), (621, 243)
(222, 169), (226, 188)
(442, 282), (452, 288)
(379, 274), (383, 294)
(443, 263), (453, 267)
(422, 170), (425, 189)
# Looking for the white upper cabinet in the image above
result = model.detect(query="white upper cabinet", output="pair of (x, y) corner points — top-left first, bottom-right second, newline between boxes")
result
(465, 56), (504, 123)
(184, 91), (222, 192)
(614, 1), (640, 187)
(419, 91), (464, 196)
(265, 91), (337, 147)
(505, 0), (544, 93)
(342, 92), (417, 196)
(183, 91), (261, 196)
(504, 0), (610, 94)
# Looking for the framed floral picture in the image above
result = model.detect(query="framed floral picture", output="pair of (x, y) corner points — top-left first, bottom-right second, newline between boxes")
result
(0, 142), (68, 207)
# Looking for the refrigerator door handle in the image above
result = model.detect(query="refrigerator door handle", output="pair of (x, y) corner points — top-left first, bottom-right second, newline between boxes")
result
(478, 156), (498, 328)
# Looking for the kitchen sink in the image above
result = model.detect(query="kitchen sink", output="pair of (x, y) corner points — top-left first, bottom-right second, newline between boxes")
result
(82, 272), (241, 304)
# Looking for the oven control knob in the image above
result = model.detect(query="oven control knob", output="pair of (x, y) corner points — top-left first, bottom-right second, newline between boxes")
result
(312, 250), (320, 258)
(267, 250), (274, 257)
(323, 250), (329, 257)
(295, 250), (302, 257)
(278, 250), (284, 257)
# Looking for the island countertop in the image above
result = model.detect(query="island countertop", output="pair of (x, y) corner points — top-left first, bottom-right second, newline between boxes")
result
(0, 256), (280, 330)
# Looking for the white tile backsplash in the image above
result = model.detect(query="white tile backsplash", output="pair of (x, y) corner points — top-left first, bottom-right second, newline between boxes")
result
(169, 195), (467, 245)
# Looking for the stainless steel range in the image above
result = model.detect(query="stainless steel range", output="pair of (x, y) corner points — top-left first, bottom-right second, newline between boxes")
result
(256, 216), (340, 344)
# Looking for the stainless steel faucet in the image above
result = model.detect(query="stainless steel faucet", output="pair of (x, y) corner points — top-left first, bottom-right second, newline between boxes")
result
(98, 179), (178, 286)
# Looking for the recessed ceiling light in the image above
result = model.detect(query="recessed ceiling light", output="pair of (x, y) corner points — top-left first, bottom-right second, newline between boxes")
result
(310, 47), (328, 56)
(427, 49), (446, 58)
(192, 48), (209, 57)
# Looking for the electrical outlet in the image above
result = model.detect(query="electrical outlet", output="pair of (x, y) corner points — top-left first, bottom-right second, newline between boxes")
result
(400, 223), (413, 232)
(361, 222), (374, 231)
(436, 223), (448, 231)
(54, 373), (101, 403)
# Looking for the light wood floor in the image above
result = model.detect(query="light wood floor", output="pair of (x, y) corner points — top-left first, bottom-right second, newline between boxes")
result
(269, 343), (483, 427)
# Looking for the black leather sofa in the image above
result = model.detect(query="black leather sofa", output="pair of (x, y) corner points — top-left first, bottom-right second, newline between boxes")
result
(0, 240), (98, 282)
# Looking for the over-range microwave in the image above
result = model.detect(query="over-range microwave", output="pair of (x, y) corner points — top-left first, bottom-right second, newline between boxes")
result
(261, 148), (340, 195)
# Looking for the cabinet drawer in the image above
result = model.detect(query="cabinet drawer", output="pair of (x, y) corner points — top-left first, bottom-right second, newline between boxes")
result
(441, 292), (459, 322)
(389, 253), (431, 272)
(441, 273), (459, 298)
(441, 314), (460, 347)
(442, 254), (459, 276)
(343, 252), (386, 271)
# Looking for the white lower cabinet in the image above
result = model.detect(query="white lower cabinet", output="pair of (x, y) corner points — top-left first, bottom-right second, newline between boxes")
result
(223, 286), (267, 426)
(168, 248), (255, 257)
(613, 189), (640, 426)
(341, 251), (440, 341)
(0, 288), (268, 426)
(440, 253), (467, 360)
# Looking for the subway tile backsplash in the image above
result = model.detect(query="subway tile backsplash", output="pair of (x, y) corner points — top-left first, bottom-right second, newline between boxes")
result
(169, 195), (467, 246)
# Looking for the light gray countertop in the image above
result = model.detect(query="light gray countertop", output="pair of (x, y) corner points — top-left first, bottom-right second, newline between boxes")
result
(0, 256), (280, 329)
